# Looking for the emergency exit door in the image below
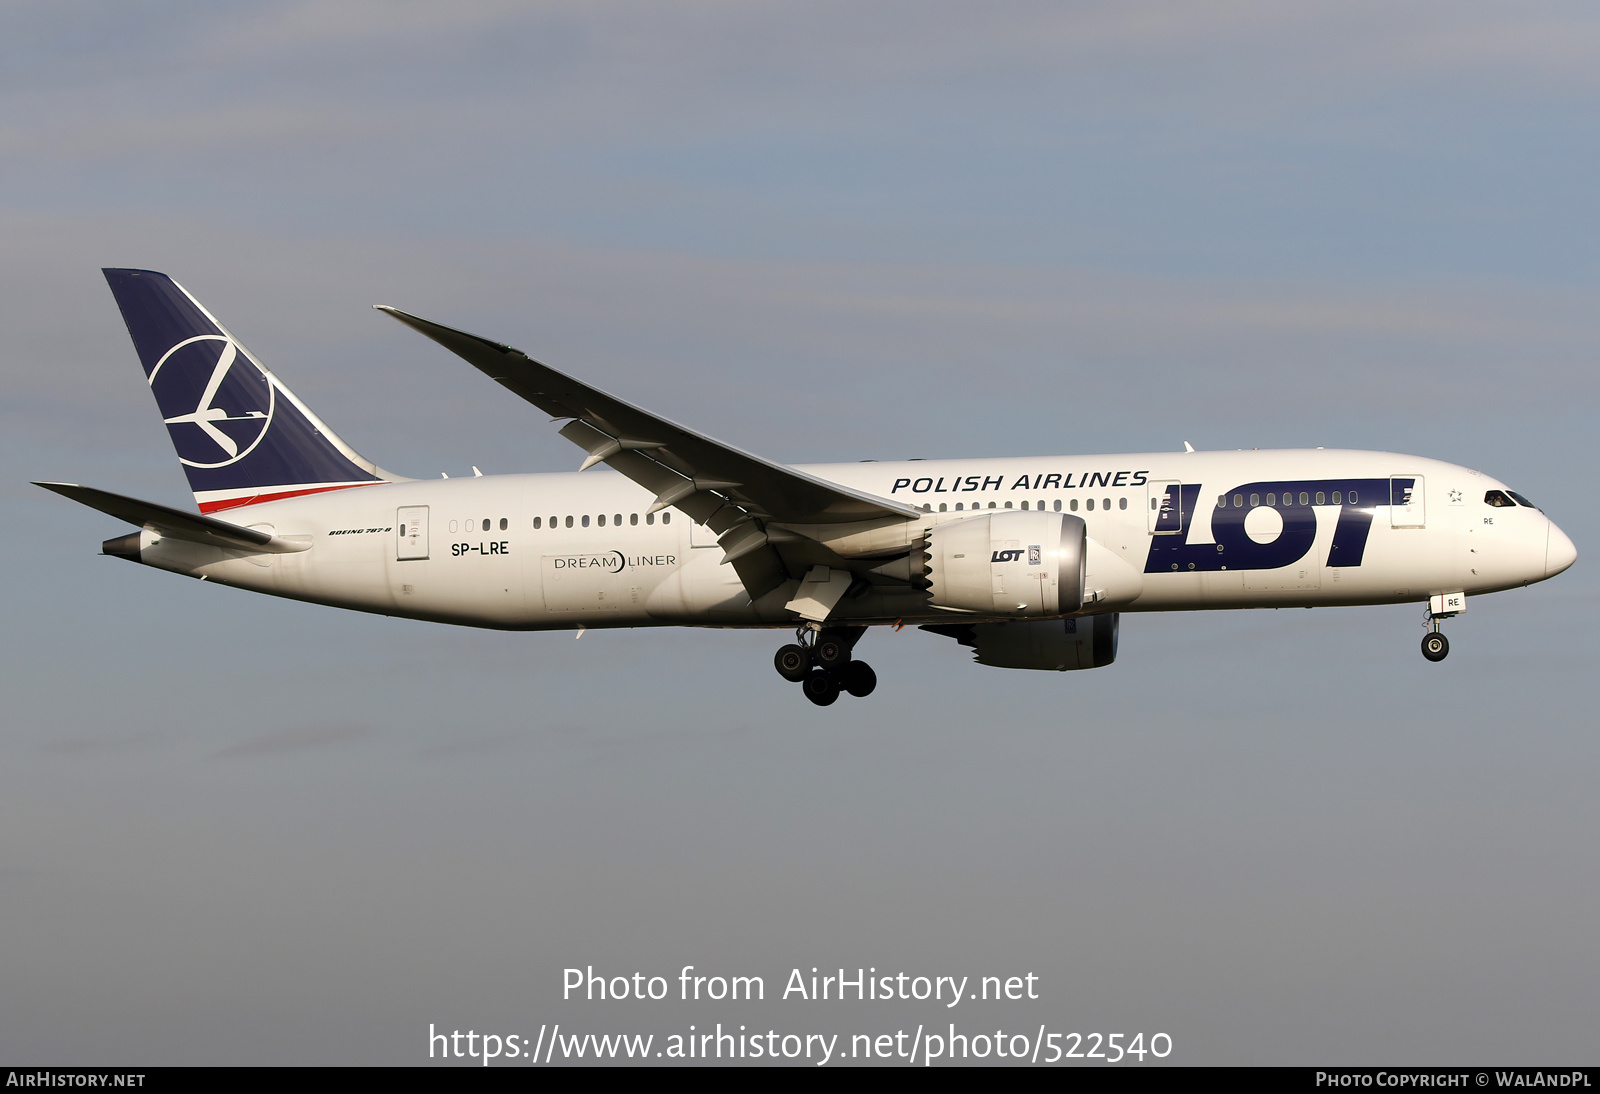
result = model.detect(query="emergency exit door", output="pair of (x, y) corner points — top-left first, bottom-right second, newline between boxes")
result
(397, 506), (429, 560)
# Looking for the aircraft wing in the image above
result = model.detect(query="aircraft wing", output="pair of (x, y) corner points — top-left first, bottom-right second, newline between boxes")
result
(377, 306), (921, 599)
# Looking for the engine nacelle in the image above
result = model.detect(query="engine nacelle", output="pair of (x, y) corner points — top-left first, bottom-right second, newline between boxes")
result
(967, 613), (1119, 671)
(925, 510), (1086, 617)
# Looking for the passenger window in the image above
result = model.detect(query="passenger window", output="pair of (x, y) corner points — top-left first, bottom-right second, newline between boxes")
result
(565, 516), (573, 528)
(449, 520), (458, 533)
(954, 502), (963, 511)
(1053, 500), (1061, 512)
(1217, 495), (1226, 509)
(1020, 501), (1028, 510)
(662, 512), (671, 524)
(481, 519), (490, 532)
(1249, 493), (1259, 507)
(582, 515), (590, 527)
(1038, 500), (1045, 510)
(1119, 497), (1127, 510)
(646, 513), (655, 525)
(988, 502), (996, 509)
(500, 517), (508, 530)
(614, 514), (622, 525)
(531, 517), (540, 530)
(597, 514), (606, 527)
(630, 513), (638, 526)
(1004, 501), (1013, 509)
(1315, 492), (1325, 505)
(1266, 493), (1276, 506)
(1299, 492), (1309, 505)
(1086, 498), (1095, 511)
(1349, 491), (1358, 504)
(1102, 498), (1110, 510)
(1332, 491), (1341, 504)
(1234, 494), (1244, 507)
(1070, 499), (1079, 512)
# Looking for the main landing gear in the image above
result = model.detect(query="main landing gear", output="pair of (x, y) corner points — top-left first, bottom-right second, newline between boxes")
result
(774, 625), (876, 706)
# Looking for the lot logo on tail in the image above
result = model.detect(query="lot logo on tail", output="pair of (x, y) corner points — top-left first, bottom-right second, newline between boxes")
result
(148, 334), (275, 468)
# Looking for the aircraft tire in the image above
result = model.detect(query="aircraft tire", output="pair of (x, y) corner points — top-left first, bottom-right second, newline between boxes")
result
(1421, 632), (1450, 662)
(814, 638), (849, 670)
(802, 669), (840, 706)
(841, 660), (877, 698)
(775, 644), (812, 682)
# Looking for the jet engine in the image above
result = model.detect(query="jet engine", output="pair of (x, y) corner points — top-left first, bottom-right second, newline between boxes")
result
(923, 613), (1119, 671)
(925, 510), (1085, 617)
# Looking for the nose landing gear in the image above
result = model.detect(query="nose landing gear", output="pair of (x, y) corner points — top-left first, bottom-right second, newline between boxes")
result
(1421, 630), (1450, 662)
(775, 625), (876, 705)
(1420, 598), (1460, 662)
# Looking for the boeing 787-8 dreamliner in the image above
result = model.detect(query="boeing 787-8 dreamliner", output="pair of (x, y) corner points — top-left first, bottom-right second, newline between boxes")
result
(37, 270), (1577, 705)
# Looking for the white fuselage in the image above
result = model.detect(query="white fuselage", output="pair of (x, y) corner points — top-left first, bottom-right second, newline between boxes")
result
(132, 449), (1571, 630)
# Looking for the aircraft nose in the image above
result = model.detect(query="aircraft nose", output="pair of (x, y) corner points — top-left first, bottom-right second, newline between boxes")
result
(1546, 519), (1578, 577)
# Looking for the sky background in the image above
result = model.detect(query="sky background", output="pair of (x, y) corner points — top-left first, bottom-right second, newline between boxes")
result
(2, 0), (1597, 1066)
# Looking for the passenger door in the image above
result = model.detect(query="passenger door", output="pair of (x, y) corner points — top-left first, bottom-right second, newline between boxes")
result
(1147, 481), (1183, 535)
(1390, 477), (1425, 528)
(397, 506), (429, 560)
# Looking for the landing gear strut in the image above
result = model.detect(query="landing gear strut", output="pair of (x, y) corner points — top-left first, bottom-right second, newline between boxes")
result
(774, 625), (876, 705)
(1421, 631), (1449, 661)
(1420, 606), (1453, 663)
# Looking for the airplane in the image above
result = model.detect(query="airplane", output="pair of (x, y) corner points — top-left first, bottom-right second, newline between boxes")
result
(36, 269), (1577, 706)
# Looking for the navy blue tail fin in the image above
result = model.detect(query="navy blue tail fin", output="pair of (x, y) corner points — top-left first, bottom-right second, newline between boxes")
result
(103, 269), (390, 513)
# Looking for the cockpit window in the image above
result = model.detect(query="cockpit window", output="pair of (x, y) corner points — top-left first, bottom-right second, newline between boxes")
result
(1507, 491), (1540, 510)
(1484, 490), (1516, 507)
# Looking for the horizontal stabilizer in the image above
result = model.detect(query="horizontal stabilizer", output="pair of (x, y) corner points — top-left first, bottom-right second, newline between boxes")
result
(32, 482), (310, 554)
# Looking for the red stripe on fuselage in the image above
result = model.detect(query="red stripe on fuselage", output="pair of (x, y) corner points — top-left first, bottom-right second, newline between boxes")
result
(198, 482), (385, 514)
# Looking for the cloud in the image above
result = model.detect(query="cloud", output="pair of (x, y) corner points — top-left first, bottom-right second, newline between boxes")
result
(4, 209), (1596, 478)
(44, 733), (169, 757)
(0, 105), (358, 160)
(8, 1), (1600, 166)
(209, 1), (1600, 92)
(212, 722), (372, 759)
